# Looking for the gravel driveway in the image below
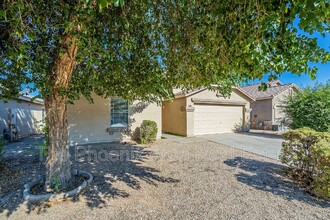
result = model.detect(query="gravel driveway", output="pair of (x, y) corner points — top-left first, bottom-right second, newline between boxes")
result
(2, 139), (329, 219)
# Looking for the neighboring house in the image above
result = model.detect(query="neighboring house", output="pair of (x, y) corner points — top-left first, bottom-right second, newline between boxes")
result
(67, 94), (162, 145)
(239, 80), (301, 130)
(0, 95), (45, 138)
(162, 87), (254, 136)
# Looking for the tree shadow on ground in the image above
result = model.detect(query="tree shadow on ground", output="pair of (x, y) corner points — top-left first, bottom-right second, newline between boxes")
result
(70, 142), (179, 208)
(224, 157), (330, 208)
(0, 155), (45, 216)
(3, 134), (45, 158)
(1, 135), (46, 216)
(0, 141), (178, 216)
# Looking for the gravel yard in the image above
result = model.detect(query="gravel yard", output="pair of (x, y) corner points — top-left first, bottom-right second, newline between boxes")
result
(1, 139), (329, 219)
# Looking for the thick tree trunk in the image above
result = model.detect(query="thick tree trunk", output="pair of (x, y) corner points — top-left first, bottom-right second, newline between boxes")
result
(44, 96), (72, 189)
(44, 34), (78, 189)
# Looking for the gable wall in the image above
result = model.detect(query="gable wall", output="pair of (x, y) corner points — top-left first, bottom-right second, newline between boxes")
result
(250, 87), (299, 129)
(186, 89), (250, 109)
(189, 89), (251, 133)
(162, 89), (252, 136)
(272, 88), (298, 125)
(0, 100), (44, 137)
(250, 99), (273, 129)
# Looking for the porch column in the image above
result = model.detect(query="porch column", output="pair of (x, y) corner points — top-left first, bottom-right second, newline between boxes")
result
(181, 105), (195, 136)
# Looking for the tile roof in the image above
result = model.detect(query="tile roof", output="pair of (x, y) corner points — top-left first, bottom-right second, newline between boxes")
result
(239, 81), (300, 100)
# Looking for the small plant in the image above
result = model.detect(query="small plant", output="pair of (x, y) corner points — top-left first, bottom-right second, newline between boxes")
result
(51, 173), (62, 191)
(32, 137), (49, 159)
(280, 128), (330, 199)
(140, 120), (158, 144)
(40, 138), (49, 157)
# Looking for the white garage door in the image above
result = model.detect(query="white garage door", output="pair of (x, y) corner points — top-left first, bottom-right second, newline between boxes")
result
(194, 104), (243, 135)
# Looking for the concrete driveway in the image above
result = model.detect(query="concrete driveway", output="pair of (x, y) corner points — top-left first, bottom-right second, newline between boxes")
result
(198, 132), (283, 160)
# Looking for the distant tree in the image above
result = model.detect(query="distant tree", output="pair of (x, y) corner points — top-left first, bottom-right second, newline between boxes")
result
(285, 82), (330, 132)
(0, 0), (329, 189)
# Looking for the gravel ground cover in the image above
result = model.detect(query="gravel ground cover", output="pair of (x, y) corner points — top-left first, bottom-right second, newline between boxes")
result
(1, 139), (329, 220)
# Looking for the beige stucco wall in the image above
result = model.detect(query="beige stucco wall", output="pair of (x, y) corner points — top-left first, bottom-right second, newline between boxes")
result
(67, 95), (162, 145)
(185, 89), (250, 108)
(162, 98), (187, 136)
(250, 87), (299, 129)
(162, 89), (251, 136)
(250, 99), (273, 129)
(188, 89), (251, 134)
(0, 100), (44, 137)
(272, 88), (298, 125)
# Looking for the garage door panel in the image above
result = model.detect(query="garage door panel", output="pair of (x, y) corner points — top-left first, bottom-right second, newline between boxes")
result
(194, 104), (243, 135)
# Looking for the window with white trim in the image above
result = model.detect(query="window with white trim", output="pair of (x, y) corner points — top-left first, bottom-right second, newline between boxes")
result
(110, 98), (128, 129)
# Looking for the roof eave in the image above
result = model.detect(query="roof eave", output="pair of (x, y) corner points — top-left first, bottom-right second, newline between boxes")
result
(18, 96), (45, 105)
(232, 87), (256, 102)
(255, 96), (274, 101)
(174, 88), (207, 99)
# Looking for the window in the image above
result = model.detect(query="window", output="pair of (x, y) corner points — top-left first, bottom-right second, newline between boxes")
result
(110, 98), (128, 129)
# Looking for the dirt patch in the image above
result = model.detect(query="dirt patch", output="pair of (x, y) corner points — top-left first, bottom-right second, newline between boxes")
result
(0, 162), (25, 195)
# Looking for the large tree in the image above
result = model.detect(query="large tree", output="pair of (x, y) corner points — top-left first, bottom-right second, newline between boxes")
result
(0, 0), (329, 188)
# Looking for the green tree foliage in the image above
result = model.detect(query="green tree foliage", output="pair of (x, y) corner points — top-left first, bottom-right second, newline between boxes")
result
(0, 0), (329, 187)
(0, 0), (329, 101)
(280, 128), (330, 199)
(285, 82), (330, 132)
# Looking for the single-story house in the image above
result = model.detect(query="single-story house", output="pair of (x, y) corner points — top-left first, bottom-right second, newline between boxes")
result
(162, 87), (254, 136)
(67, 95), (162, 145)
(239, 80), (301, 130)
(0, 95), (45, 138)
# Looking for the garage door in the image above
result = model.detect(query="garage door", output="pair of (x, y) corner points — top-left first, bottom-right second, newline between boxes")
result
(194, 104), (243, 135)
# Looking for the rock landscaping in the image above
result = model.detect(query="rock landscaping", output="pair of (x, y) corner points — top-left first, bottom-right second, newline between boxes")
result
(0, 136), (329, 219)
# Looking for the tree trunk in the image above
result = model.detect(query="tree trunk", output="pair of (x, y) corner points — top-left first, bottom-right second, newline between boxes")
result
(44, 34), (78, 189)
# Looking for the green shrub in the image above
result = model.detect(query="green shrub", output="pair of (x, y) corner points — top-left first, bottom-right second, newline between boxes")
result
(285, 82), (330, 132)
(280, 128), (330, 199)
(310, 139), (330, 199)
(35, 119), (48, 134)
(140, 120), (158, 144)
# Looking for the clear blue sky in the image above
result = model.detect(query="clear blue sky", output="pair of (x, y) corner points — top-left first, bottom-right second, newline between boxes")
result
(249, 22), (330, 88)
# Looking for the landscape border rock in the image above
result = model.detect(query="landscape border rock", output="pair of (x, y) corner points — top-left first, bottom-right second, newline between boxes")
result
(23, 170), (93, 203)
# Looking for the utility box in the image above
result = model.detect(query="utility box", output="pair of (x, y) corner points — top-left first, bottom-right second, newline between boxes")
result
(272, 124), (285, 131)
